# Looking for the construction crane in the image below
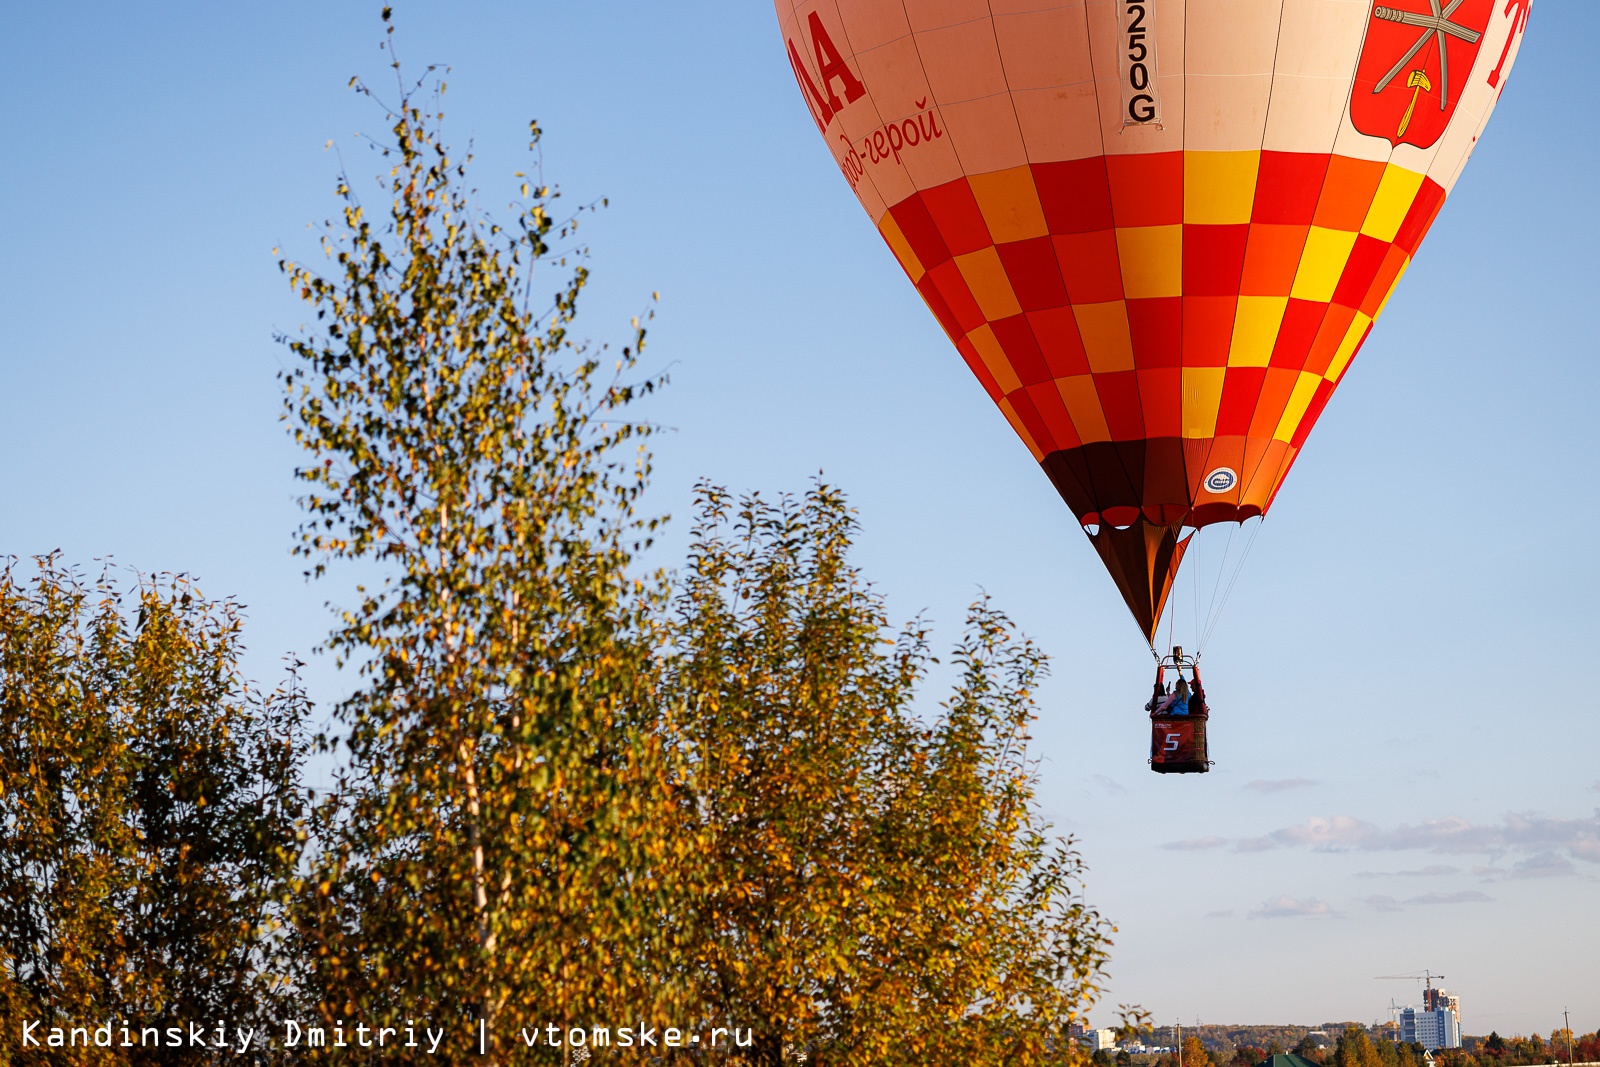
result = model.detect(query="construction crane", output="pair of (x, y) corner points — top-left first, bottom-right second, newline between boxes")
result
(1377, 971), (1457, 1028)
(1375, 970), (1446, 991)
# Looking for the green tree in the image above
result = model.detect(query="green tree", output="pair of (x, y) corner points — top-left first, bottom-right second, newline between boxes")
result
(0, 556), (307, 1066)
(664, 484), (1113, 1066)
(277, 16), (692, 1062)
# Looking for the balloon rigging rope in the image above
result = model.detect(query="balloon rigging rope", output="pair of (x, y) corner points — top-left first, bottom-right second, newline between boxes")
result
(1196, 521), (1239, 651)
(1192, 525), (1202, 648)
(1199, 518), (1264, 654)
(1164, 569), (1178, 655)
(1200, 521), (1256, 654)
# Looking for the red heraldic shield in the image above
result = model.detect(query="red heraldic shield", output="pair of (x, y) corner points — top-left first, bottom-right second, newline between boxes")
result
(1350, 0), (1495, 148)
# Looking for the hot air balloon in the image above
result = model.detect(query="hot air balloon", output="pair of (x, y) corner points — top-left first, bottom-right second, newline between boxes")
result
(773, 0), (1529, 697)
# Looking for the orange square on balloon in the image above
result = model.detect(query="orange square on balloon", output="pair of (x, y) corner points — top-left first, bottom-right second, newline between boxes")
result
(1303, 304), (1358, 378)
(1238, 225), (1309, 297)
(1247, 367), (1301, 439)
(1311, 156), (1387, 232)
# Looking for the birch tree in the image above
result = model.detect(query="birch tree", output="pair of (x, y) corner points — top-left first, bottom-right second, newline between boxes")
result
(277, 15), (695, 1061)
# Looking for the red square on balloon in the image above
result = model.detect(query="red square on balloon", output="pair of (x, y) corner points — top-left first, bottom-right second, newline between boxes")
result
(1394, 178), (1446, 255)
(926, 260), (987, 335)
(1007, 387), (1057, 452)
(1027, 307), (1091, 378)
(1182, 297), (1236, 367)
(1137, 368), (1182, 438)
(1332, 234), (1391, 309)
(1268, 299), (1327, 371)
(996, 237), (1069, 312)
(1093, 370), (1146, 441)
(1027, 380), (1082, 450)
(890, 192), (952, 271)
(1106, 152), (1183, 227)
(991, 314), (1052, 387)
(1033, 158), (1115, 234)
(923, 178), (994, 256)
(1126, 298), (1182, 369)
(1183, 224), (1250, 296)
(1215, 366), (1267, 436)
(1252, 152), (1330, 225)
(1053, 231), (1124, 304)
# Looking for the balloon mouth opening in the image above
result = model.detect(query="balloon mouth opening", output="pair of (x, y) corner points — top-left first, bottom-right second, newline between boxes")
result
(1083, 523), (1209, 539)
(1078, 504), (1265, 536)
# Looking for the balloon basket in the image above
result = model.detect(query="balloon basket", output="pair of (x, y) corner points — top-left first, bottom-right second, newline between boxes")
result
(1148, 711), (1210, 774)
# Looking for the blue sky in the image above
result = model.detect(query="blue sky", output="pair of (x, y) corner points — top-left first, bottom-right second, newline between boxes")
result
(2, 1), (1594, 1035)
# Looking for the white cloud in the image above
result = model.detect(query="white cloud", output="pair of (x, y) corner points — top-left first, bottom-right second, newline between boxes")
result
(1090, 774), (1127, 796)
(1205, 909), (1236, 919)
(1406, 890), (1493, 905)
(1378, 812), (1600, 857)
(1192, 811), (1600, 864)
(1162, 836), (1228, 851)
(1233, 836), (1279, 853)
(1363, 890), (1491, 911)
(1245, 778), (1319, 794)
(1510, 852), (1576, 879)
(1250, 895), (1337, 919)
(1355, 865), (1461, 879)
(1270, 814), (1380, 850)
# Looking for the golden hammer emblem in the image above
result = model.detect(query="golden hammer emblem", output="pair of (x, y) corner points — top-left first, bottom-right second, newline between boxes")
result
(1397, 68), (1433, 137)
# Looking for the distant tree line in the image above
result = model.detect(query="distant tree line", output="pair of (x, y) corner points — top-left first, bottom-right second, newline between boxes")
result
(1452, 1029), (1599, 1067)
(1091, 1024), (1600, 1067)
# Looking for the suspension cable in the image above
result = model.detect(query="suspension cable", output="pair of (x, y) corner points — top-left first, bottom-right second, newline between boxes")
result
(1198, 517), (1264, 654)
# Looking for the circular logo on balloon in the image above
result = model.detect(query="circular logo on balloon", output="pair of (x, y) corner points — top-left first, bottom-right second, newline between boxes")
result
(1204, 467), (1238, 493)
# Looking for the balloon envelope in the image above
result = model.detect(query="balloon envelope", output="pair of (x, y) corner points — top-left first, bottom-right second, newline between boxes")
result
(774, 0), (1530, 641)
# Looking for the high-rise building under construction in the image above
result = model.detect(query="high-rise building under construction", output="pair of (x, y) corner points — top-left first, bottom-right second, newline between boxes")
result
(1399, 987), (1463, 1050)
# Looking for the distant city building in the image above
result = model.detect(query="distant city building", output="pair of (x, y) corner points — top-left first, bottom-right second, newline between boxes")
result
(1397, 988), (1462, 1051)
(1069, 1025), (1119, 1052)
(1423, 988), (1461, 1017)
